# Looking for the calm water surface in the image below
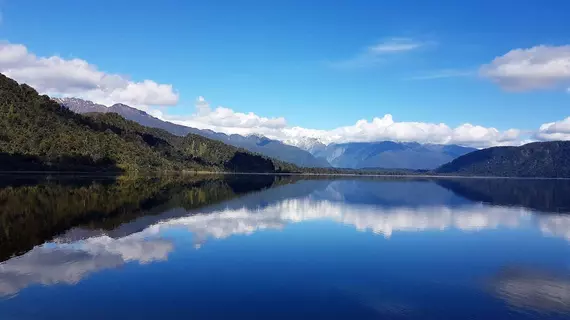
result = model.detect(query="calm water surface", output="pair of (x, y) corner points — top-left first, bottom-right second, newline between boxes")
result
(1, 175), (570, 319)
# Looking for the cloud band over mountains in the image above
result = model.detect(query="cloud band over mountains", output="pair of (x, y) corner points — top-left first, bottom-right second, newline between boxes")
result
(0, 41), (568, 148)
(0, 42), (178, 108)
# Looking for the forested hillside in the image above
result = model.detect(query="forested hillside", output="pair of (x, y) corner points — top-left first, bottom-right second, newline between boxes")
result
(0, 73), (299, 173)
(57, 98), (331, 168)
(436, 141), (570, 178)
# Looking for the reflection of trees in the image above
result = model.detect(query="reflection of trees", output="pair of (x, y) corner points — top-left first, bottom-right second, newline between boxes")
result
(436, 178), (570, 213)
(0, 174), (295, 261)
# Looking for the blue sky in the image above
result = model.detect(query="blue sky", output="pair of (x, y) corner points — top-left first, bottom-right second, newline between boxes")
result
(1, 0), (570, 147)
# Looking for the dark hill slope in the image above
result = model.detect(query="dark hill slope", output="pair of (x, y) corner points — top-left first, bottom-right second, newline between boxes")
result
(0, 73), (298, 173)
(436, 141), (570, 178)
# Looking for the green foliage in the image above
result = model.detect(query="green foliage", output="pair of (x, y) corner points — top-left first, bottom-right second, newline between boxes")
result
(436, 141), (570, 178)
(0, 73), (302, 173)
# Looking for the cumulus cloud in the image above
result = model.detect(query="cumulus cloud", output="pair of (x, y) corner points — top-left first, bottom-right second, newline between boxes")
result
(0, 40), (534, 148)
(0, 42), (178, 109)
(329, 38), (429, 69)
(535, 117), (570, 141)
(480, 45), (570, 91)
(156, 97), (523, 149)
(281, 115), (522, 148)
(165, 96), (287, 134)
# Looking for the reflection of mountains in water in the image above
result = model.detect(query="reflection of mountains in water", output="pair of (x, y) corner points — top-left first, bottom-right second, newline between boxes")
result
(0, 174), (298, 261)
(2, 176), (570, 297)
(100, 187), (570, 248)
(4, 176), (570, 258)
(3, 177), (570, 298)
(437, 178), (570, 213)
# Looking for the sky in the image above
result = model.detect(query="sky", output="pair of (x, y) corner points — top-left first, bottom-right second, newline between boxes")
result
(0, 0), (570, 148)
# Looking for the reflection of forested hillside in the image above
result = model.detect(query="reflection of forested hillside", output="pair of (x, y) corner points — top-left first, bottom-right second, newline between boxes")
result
(436, 178), (570, 213)
(0, 174), (295, 261)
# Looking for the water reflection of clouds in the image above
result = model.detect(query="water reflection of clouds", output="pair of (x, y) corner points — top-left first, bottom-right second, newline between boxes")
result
(3, 195), (570, 297)
(0, 234), (172, 297)
(491, 268), (570, 314)
(539, 216), (570, 241)
(155, 199), (566, 241)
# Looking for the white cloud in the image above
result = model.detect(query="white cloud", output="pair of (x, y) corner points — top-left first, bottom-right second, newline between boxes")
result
(166, 96), (287, 133)
(0, 40), (544, 149)
(535, 117), (570, 141)
(407, 69), (473, 80)
(282, 115), (521, 148)
(480, 45), (570, 91)
(329, 38), (428, 69)
(369, 38), (424, 53)
(0, 42), (178, 109)
(157, 98), (523, 148)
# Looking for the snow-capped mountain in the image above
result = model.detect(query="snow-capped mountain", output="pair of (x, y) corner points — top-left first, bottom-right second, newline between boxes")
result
(285, 139), (476, 170)
(284, 137), (327, 154)
(53, 97), (108, 114)
(55, 97), (475, 170)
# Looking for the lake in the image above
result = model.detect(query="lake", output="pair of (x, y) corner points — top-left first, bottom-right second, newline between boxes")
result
(1, 174), (570, 319)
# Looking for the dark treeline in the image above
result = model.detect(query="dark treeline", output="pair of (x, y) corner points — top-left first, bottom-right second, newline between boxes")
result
(0, 174), (298, 262)
(436, 141), (570, 178)
(436, 178), (570, 213)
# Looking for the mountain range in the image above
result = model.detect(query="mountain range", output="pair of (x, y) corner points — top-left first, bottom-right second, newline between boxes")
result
(55, 98), (330, 168)
(302, 141), (476, 170)
(6, 74), (570, 177)
(56, 98), (476, 170)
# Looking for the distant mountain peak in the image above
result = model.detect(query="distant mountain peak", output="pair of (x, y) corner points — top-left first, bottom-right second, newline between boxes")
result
(110, 103), (129, 108)
(284, 137), (327, 151)
(299, 140), (476, 170)
(109, 103), (148, 115)
(247, 133), (268, 139)
(54, 97), (108, 114)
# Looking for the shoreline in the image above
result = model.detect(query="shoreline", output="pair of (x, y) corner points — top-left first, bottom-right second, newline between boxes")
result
(0, 170), (569, 180)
